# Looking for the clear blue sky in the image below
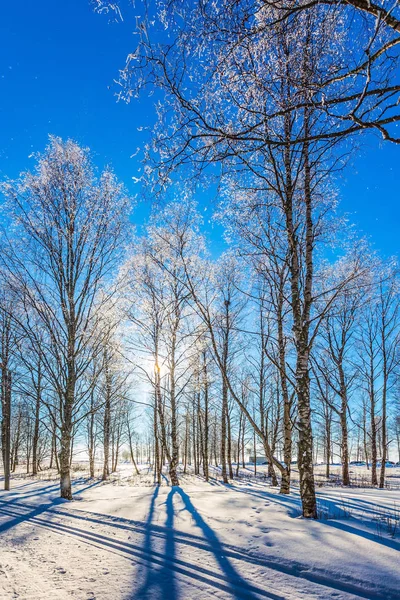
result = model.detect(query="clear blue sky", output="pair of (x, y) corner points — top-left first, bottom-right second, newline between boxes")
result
(0, 0), (398, 257)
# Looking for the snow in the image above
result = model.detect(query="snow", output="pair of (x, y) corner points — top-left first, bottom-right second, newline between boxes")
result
(0, 468), (399, 599)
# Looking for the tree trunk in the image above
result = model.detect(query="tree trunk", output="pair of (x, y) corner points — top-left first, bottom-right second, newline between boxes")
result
(363, 402), (369, 468)
(1, 367), (11, 491)
(88, 413), (95, 478)
(276, 294), (292, 495)
(59, 422), (72, 500)
(325, 409), (331, 480)
(169, 324), (180, 487)
(220, 387), (228, 483)
(283, 63), (317, 517)
(296, 363), (317, 518)
(370, 387), (378, 486)
(193, 397), (198, 475)
(379, 368), (388, 489)
(32, 357), (42, 476)
(253, 427), (257, 476)
(127, 418), (140, 477)
(226, 406), (234, 479)
(12, 409), (22, 473)
(202, 353), (209, 481)
(236, 412), (242, 477)
(102, 362), (111, 481)
(183, 412), (188, 475)
(241, 415), (245, 467)
(340, 408), (350, 486)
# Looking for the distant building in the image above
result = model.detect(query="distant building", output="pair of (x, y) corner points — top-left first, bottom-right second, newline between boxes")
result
(249, 456), (268, 465)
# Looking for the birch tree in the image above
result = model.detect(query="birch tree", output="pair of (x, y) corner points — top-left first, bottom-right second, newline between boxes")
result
(1, 137), (129, 499)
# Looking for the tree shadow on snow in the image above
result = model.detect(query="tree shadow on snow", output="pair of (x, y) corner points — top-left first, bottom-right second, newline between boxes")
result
(0, 497), (66, 535)
(226, 483), (302, 518)
(132, 485), (172, 600)
(229, 483), (400, 552)
(133, 486), (286, 600)
(0, 479), (103, 535)
(0, 477), (102, 503)
(129, 485), (285, 600)
(1, 483), (396, 599)
(172, 487), (270, 599)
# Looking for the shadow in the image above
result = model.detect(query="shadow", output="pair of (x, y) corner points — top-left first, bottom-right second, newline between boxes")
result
(0, 496), (242, 555)
(315, 495), (400, 551)
(0, 482), (61, 500)
(322, 515), (400, 550)
(0, 497), (65, 534)
(0, 478), (102, 505)
(0, 489), (283, 600)
(70, 479), (103, 497)
(132, 486), (179, 599)
(173, 487), (279, 600)
(161, 488), (179, 598)
(223, 483), (400, 554)
(317, 492), (399, 519)
(0, 491), (397, 599)
(2, 480), (42, 489)
(134, 486), (163, 599)
(226, 483), (301, 518)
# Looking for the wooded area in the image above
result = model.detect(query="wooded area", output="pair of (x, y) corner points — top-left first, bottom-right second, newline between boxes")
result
(1, 0), (399, 523)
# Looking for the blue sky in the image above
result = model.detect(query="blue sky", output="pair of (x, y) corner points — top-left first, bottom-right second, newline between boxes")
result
(0, 0), (398, 258)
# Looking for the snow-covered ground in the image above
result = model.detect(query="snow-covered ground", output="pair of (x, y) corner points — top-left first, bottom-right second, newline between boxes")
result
(230, 463), (400, 490)
(0, 468), (399, 599)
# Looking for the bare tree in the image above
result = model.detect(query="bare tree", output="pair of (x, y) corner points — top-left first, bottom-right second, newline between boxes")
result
(1, 137), (129, 499)
(312, 290), (361, 485)
(93, 0), (398, 517)
(0, 298), (14, 490)
(374, 262), (399, 487)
